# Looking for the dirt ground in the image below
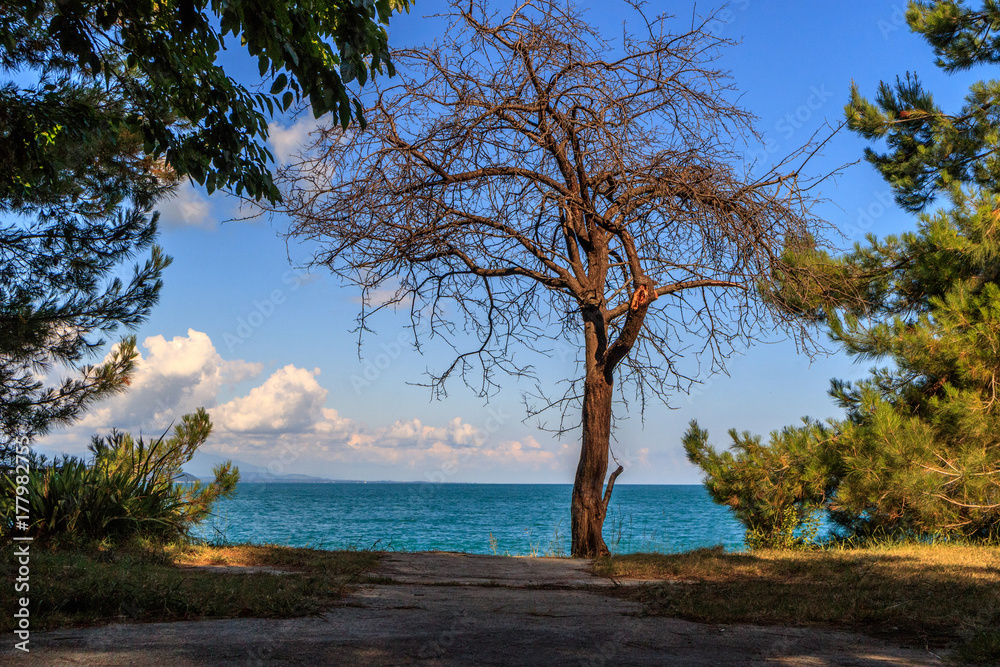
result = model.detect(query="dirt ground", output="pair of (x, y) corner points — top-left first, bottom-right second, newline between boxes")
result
(3, 552), (946, 666)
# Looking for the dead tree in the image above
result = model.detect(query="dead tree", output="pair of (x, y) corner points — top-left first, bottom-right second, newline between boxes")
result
(269, 0), (830, 556)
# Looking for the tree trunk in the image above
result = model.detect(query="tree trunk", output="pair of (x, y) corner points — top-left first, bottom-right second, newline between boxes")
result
(571, 361), (616, 556)
(570, 277), (652, 557)
(571, 294), (627, 558)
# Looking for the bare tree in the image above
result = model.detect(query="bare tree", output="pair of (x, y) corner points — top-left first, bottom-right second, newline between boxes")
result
(269, 0), (831, 556)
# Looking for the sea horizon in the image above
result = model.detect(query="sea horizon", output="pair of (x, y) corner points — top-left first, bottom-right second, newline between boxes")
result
(193, 482), (744, 555)
(216, 480), (707, 485)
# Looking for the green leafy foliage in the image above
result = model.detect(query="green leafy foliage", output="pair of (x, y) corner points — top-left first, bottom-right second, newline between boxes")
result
(1, 12), (173, 459)
(845, 1), (1000, 212)
(1, 0), (409, 452)
(1, 409), (238, 544)
(823, 194), (1000, 539)
(0, 89), (172, 455)
(0, 176), (172, 459)
(690, 192), (1000, 545)
(690, 1), (1000, 546)
(684, 419), (836, 548)
(2, 0), (410, 202)
(0, 205), (171, 456)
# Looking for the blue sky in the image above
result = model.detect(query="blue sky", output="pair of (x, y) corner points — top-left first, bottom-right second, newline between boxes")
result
(38, 1), (982, 483)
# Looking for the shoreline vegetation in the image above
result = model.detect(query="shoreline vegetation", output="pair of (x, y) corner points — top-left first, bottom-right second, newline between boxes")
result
(3, 539), (997, 663)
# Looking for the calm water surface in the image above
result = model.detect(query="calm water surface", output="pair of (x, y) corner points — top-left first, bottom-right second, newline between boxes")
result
(193, 483), (746, 554)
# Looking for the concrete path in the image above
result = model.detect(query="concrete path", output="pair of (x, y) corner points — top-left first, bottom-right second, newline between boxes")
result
(4, 552), (945, 666)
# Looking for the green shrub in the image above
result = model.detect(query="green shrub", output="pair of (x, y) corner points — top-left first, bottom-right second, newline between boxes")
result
(684, 419), (835, 549)
(1, 409), (237, 544)
(744, 505), (822, 550)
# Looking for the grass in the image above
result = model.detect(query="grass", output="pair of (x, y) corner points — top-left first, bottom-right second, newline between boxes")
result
(0, 539), (381, 632)
(595, 543), (1000, 663)
(6, 534), (997, 663)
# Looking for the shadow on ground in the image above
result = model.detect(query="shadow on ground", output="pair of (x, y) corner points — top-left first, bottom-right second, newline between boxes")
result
(4, 552), (945, 666)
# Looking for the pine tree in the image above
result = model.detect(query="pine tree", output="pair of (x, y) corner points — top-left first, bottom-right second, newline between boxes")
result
(0, 92), (172, 460)
(1, 0), (409, 461)
(1, 15), (173, 461)
(687, 0), (1000, 543)
(824, 189), (1000, 539)
(683, 419), (838, 548)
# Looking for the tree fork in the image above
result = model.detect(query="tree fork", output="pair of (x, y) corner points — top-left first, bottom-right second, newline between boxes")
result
(265, 0), (832, 561)
(571, 279), (656, 557)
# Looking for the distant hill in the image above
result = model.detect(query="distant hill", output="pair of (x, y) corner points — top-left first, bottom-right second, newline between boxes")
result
(31, 447), (396, 484)
(235, 471), (335, 483)
(181, 452), (336, 482)
(179, 471), (419, 484)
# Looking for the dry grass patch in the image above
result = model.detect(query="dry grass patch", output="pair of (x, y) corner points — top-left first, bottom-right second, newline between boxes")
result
(170, 542), (379, 573)
(596, 544), (1000, 663)
(0, 541), (381, 632)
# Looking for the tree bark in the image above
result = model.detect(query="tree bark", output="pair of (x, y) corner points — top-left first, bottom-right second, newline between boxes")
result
(571, 278), (656, 557)
(571, 362), (616, 556)
(571, 303), (617, 557)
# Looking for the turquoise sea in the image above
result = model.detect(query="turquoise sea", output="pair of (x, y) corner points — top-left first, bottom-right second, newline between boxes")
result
(192, 483), (747, 554)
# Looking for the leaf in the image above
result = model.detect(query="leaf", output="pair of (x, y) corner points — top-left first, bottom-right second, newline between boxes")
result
(340, 61), (357, 84)
(270, 73), (287, 95)
(283, 42), (300, 67)
(338, 98), (350, 128)
(354, 99), (366, 129)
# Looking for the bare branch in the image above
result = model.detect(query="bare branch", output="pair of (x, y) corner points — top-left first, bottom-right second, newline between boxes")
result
(258, 0), (840, 555)
(602, 464), (625, 517)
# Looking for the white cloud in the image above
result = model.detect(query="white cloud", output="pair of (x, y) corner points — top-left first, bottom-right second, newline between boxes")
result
(332, 420), (562, 472)
(128, 330), (261, 421)
(156, 185), (214, 229)
(480, 436), (559, 466)
(51, 330), (262, 437)
(213, 365), (328, 434)
(268, 114), (326, 166)
(37, 330), (571, 477)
